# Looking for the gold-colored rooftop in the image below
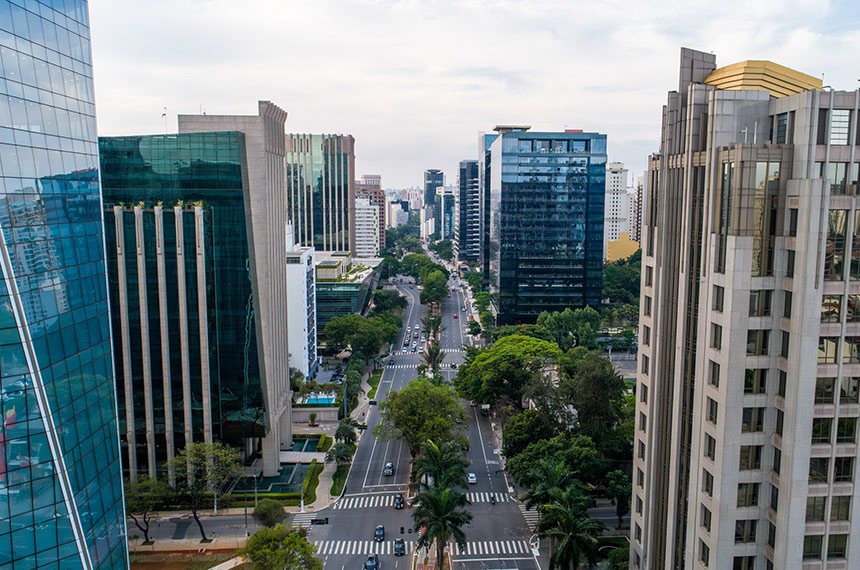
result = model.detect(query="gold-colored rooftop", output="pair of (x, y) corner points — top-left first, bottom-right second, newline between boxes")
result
(704, 60), (822, 98)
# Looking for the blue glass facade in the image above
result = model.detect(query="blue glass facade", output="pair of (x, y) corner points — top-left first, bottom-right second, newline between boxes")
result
(0, 1), (127, 568)
(486, 131), (606, 324)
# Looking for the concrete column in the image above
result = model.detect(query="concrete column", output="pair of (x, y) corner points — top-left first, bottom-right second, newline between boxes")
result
(154, 206), (175, 485)
(134, 206), (157, 478)
(113, 206), (137, 481)
(175, 207), (193, 448)
(194, 206), (213, 445)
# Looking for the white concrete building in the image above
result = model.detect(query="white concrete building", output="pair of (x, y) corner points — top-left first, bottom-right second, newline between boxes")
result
(604, 161), (629, 258)
(355, 197), (380, 257)
(286, 224), (318, 381)
(420, 206), (435, 240)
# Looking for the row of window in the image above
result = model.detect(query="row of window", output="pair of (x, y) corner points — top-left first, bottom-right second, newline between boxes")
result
(810, 456), (855, 483)
(807, 495), (852, 522)
(818, 336), (860, 363)
(811, 417), (857, 444)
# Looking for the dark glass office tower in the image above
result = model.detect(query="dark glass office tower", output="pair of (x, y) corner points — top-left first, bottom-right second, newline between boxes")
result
(424, 169), (443, 211)
(0, 1), (128, 568)
(483, 127), (606, 324)
(456, 160), (479, 262)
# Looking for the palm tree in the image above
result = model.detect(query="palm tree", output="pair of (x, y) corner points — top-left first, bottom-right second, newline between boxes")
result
(413, 440), (468, 490)
(422, 341), (446, 374)
(325, 442), (353, 466)
(335, 418), (357, 445)
(536, 486), (605, 570)
(421, 313), (444, 340)
(412, 486), (472, 566)
(521, 458), (580, 512)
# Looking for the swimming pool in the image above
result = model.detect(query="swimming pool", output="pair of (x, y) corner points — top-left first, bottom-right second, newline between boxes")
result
(305, 396), (336, 405)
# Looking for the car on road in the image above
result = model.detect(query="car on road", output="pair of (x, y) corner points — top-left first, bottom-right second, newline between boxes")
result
(394, 494), (404, 509)
(364, 553), (379, 569)
(469, 400), (476, 407)
(451, 363), (458, 368)
(374, 525), (385, 542)
(453, 313), (458, 319)
(463, 306), (467, 311)
(383, 462), (394, 476)
(394, 538), (406, 556)
(402, 347), (407, 352)
(411, 347), (417, 353)
(467, 472), (477, 484)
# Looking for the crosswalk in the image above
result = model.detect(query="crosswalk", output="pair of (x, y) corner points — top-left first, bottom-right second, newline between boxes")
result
(334, 492), (510, 510)
(451, 539), (531, 557)
(518, 503), (540, 530)
(386, 364), (419, 369)
(313, 540), (415, 556)
(290, 512), (317, 529)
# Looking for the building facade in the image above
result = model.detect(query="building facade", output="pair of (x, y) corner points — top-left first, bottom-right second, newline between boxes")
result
(286, 134), (356, 253)
(101, 103), (292, 480)
(356, 175), (386, 249)
(424, 169), (444, 211)
(481, 126), (606, 324)
(438, 186), (456, 240)
(355, 197), (380, 257)
(0, 2), (129, 568)
(604, 162), (629, 258)
(456, 160), (480, 262)
(285, 226), (317, 380)
(632, 49), (860, 570)
(630, 174), (644, 244)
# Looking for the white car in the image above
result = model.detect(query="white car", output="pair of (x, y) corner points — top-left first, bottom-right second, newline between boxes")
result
(467, 472), (477, 484)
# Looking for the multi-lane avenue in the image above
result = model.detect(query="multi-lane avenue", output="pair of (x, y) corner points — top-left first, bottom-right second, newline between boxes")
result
(298, 271), (541, 570)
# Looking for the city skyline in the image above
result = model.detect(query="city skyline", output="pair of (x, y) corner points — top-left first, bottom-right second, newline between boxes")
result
(89, 0), (860, 188)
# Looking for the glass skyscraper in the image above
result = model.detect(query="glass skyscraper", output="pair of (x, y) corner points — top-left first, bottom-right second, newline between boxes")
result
(0, 1), (128, 568)
(481, 127), (606, 324)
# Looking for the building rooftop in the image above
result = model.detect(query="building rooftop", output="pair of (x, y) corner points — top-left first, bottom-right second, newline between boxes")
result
(493, 125), (531, 133)
(704, 60), (822, 98)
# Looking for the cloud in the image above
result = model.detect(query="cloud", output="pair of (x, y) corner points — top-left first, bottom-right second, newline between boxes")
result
(90, 0), (860, 187)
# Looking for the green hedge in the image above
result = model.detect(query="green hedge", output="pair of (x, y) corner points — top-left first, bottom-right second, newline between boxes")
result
(303, 459), (324, 504)
(330, 463), (350, 497)
(318, 434), (332, 452)
(367, 369), (383, 399)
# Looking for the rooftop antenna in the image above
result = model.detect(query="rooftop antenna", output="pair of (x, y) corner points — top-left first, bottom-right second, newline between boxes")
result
(162, 107), (167, 135)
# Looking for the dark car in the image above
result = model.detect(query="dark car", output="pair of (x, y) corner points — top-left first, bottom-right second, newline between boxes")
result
(374, 525), (385, 542)
(394, 494), (404, 509)
(383, 462), (394, 476)
(364, 553), (379, 569)
(394, 538), (406, 556)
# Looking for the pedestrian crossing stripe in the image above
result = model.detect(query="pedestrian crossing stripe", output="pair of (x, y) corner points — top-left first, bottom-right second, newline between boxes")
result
(290, 513), (317, 529)
(334, 492), (509, 509)
(518, 504), (540, 530)
(312, 540), (415, 556)
(385, 364), (419, 369)
(450, 540), (531, 556)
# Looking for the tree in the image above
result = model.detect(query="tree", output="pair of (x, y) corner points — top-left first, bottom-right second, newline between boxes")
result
(324, 313), (399, 359)
(537, 308), (579, 350)
(325, 442), (353, 466)
(422, 313), (443, 340)
(428, 239), (454, 261)
(608, 545), (630, 570)
(507, 434), (604, 488)
(420, 269), (449, 307)
(570, 306), (602, 349)
(561, 353), (627, 446)
(605, 470), (632, 529)
(422, 340), (446, 374)
(602, 250), (641, 305)
(502, 409), (554, 459)
(412, 486), (472, 566)
(520, 458), (582, 513)
(374, 378), (468, 458)
(240, 524), (322, 570)
(371, 288), (407, 314)
(125, 476), (171, 544)
(536, 486), (605, 570)
(335, 418), (357, 445)
(167, 442), (242, 542)
(253, 498), (286, 528)
(467, 320), (482, 336)
(413, 440), (469, 489)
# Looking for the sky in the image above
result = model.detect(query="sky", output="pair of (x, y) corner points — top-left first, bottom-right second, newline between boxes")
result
(90, 0), (860, 189)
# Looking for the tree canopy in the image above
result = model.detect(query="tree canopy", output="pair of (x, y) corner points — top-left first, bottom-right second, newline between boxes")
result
(324, 313), (399, 358)
(239, 525), (322, 570)
(506, 433), (603, 487)
(602, 249), (641, 305)
(428, 239), (454, 261)
(371, 288), (407, 314)
(419, 269), (449, 306)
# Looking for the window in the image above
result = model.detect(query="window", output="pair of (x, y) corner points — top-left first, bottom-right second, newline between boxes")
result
(749, 290), (772, 316)
(828, 534), (848, 559)
(811, 417), (833, 444)
(778, 370), (787, 397)
(739, 445), (762, 469)
(815, 377), (836, 404)
(822, 295), (843, 322)
(747, 330), (769, 355)
(767, 522), (776, 549)
(770, 485), (779, 512)
(826, 210), (848, 278)
(706, 398), (718, 424)
(776, 409), (784, 436)
(733, 556), (755, 570)
(788, 208), (798, 237)
(735, 520), (757, 543)
(636, 495), (643, 514)
(704, 434), (716, 460)
(773, 111), (789, 144)
(640, 384), (648, 403)
(642, 325), (650, 346)
(847, 294), (860, 321)
(641, 355), (649, 375)
(831, 496), (851, 521)
(834, 457), (853, 482)
(803, 534), (823, 560)
(843, 337), (860, 363)
(819, 337), (839, 363)
(713, 285), (725, 311)
(773, 447), (782, 474)
(810, 458), (829, 483)
(638, 440), (645, 460)
(781, 331), (790, 358)
(634, 552), (641, 568)
(635, 523), (641, 542)
(643, 296), (652, 317)
(710, 361), (720, 387)
(830, 109), (851, 145)
(807, 496), (827, 521)
(711, 323), (722, 349)
(744, 369), (767, 393)
(699, 540), (710, 567)
(784, 291), (792, 318)
(737, 482), (760, 507)
(742, 408), (765, 432)
(841, 376), (859, 403)
(837, 417), (857, 443)
(645, 266), (653, 287)
(702, 469), (714, 496)
(639, 412), (647, 432)
(700, 505), (712, 531)
(786, 249), (795, 278)
(637, 468), (644, 487)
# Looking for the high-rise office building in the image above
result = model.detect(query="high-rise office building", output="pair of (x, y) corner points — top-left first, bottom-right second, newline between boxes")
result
(356, 175), (386, 249)
(285, 225), (318, 381)
(438, 186), (456, 240)
(424, 169), (444, 215)
(355, 197), (380, 257)
(286, 134), (356, 253)
(480, 126), (606, 324)
(632, 49), (860, 570)
(455, 160), (480, 263)
(100, 103), (293, 480)
(0, 1), (128, 568)
(604, 162), (629, 259)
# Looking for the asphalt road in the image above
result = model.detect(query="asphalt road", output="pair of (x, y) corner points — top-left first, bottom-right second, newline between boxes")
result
(304, 273), (541, 570)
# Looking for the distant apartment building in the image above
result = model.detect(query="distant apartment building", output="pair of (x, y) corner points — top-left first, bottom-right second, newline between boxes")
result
(632, 49), (860, 570)
(420, 207), (436, 240)
(604, 162), (629, 258)
(456, 160), (481, 262)
(629, 174), (644, 243)
(356, 174), (386, 248)
(355, 197), (380, 257)
(387, 200), (409, 228)
(100, 102), (293, 480)
(285, 226), (318, 380)
(478, 126), (606, 324)
(286, 134), (356, 252)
